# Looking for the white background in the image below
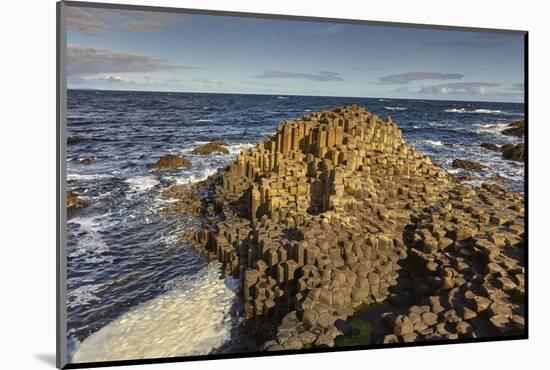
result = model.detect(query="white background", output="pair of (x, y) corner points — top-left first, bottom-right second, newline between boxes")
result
(0, 0), (546, 368)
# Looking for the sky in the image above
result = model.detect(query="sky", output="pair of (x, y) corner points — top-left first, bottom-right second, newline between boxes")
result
(65, 6), (525, 102)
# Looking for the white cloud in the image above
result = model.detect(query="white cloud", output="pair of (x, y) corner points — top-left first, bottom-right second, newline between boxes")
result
(255, 69), (344, 82)
(380, 72), (464, 84)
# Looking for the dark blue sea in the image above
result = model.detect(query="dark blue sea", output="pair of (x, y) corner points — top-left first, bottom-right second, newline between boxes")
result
(66, 90), (524, 361)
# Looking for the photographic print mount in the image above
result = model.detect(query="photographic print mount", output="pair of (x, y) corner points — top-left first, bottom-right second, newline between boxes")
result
(57, 1), (528, 368)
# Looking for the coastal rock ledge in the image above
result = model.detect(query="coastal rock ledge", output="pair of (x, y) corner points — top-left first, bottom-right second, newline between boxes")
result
(183, 104), (525, 349)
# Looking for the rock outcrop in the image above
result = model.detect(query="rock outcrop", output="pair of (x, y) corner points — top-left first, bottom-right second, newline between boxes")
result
(479, 143), (525, 163)
(502, 143), (525, 163)
(181, 105), (525, 350)
(67, 191), (87, 210)
(502, 120), (525, 137)
(151, 154), (191, 170)
(452, 159), (487, 172)
(480, 143), (501, 152)
(192, 140), (230, 155)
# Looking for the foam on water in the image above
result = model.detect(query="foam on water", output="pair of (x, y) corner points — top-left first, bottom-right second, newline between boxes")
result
(68, 215), (113, 262)
(227, 143), (254, 155)
(67, 173), (113, 181)
(473, 123), (512, 136)
(384, 106), (407, 111)
(175, 167), (218, 185)
(445, 108), (504, 114)
(425, 140), (443, 146)
(71, 262), (239, 363)
(125, 175), (160, 193)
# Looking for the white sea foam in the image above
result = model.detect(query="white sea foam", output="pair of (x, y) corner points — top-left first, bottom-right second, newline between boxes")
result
(473, 123), (511, 136)
(67, 283), (104, 308)
(72, 262), (238, 363)
(196, 119), (214, 123)
(277, 96), (287, 99)
(227, 143), (254, 155)
(125, 176), (160, 193)
(444, 108), (504, 114)
(67, 173), (112, 181)
(68, 215), (114, 262)
(175, 167), (218, 185)
(425, 140), (443, 146)
(384, 106), (407, 111)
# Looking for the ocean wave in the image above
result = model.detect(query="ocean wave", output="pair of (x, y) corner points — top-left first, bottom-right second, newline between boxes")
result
(384, 106), (407, 111)
(67, 283), (104, 309)
(425, 140), (443, 146)
(125, 176), (160, 193)
(227, 143), (254, 155)
(67, 173), (113, 181)
(444, 108), (504, 114)
(67, 215), (114, 262)
(72, 262), (239, 362)
(277, 96), (288, 99)
(175, 167), (218, 185)
(473, 123), (514, 136)
(195, 119), (213, 123)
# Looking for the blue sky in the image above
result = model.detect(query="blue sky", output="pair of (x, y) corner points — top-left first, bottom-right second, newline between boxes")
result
(66, 6), (525, 102)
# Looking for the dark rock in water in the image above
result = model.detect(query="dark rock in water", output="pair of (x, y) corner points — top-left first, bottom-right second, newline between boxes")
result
(67, 191), (87, 209)
(192, 140), (229, 155)
(502, 120), (525, 137)
(452, 159), (488, 172)
(502, 143), (525, 162)
(151, 154), (191, 170)
(77, 158), (94, 165)
(334, 319), (353, 336)
(500, 144), (515, 153)
(480, 143), (502, 152)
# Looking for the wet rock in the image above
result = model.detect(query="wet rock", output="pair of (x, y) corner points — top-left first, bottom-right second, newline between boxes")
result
(192, 140), (230, 155)
(480, 143), (502, 152)
(67, 191), (87, 209)
(502, 120), (525, 137)
(151, 154), (191, 170)
(77, 157), (95, 165)
(502, 143), (525, 162)
(452, 159), (487, 172)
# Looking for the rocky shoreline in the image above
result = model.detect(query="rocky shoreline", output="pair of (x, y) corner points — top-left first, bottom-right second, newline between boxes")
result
(144, 105), (526, 349)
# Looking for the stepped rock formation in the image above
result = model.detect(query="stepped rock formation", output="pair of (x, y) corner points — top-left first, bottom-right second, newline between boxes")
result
(181, 105), (525, 349)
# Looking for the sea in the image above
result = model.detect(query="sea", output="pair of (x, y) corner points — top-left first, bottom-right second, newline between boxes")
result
(66, 89), (525, 362)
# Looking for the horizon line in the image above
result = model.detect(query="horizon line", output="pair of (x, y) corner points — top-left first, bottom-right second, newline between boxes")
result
(66, 87), (525, 105)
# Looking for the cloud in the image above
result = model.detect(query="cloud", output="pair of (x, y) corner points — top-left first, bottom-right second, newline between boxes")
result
(66, 7), (103, 36)
(313, 24), (348, 35)
(70, 74), (130, 83)
(418, 82), (500, 95)
(66, 7), (178, 36)
(380, 72), (464, 84)
(67, 44), (198, 75)
(255, 69), (344, 82)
